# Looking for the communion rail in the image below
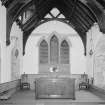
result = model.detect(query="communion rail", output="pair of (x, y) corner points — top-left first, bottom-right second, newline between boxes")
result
(0, 79), (21, 100)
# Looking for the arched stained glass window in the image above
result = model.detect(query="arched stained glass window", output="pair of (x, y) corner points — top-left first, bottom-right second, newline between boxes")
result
(40, 40), (48, 64)
(60, 40), (69, 64)
(50, 35), (59, 64)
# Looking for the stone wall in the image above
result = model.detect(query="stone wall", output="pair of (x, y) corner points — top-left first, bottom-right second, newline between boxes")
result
(86, 23), (105, 89)
(39, 64), (70, 75)
(0, 43), (1, 83)
(94, 36), (105, 89)
(23, 33), (86, 74)
(11, 39), (20, 80)
(0, 3), (23, 82)
(0, 21), (23, 82)
(10, 22), (23, 81)
(0, 3), (7, 83)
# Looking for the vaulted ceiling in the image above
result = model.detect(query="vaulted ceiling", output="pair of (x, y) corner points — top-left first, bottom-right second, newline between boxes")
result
(1, 0), (105, 55)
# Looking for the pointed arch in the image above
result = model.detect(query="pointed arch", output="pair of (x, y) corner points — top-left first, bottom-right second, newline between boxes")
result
(60, 40), (69, 64)
(39, 40), (48, 64)
(50, 35), (59, 64)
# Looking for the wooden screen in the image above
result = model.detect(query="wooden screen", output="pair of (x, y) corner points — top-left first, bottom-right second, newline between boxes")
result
(60, 40), (69, 64)
(39, 40), (48, 64)
(50, 35), (59, 64)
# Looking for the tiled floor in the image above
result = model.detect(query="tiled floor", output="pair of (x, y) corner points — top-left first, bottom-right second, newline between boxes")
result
(0, 90), (105, 105)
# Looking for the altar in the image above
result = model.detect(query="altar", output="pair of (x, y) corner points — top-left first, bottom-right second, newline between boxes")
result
(35, 77), (75, 99)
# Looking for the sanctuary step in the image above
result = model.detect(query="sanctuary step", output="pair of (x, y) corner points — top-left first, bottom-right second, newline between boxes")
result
(0, 90), (105, 105)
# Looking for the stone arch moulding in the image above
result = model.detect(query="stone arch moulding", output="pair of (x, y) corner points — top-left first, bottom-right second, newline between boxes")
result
(60, 37), (72, 48)
(37, 36), (48, 47)
(23, 20), (87, 56)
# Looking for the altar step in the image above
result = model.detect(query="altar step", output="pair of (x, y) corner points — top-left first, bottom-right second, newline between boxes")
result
(0, 90), (105, 105)
(0, 101), (105, 105)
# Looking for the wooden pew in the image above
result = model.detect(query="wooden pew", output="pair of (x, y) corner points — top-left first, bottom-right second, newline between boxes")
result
(0, 80), (20, 100)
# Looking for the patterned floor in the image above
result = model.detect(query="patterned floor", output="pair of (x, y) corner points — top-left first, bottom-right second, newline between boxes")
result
(0, 90), (105, 105)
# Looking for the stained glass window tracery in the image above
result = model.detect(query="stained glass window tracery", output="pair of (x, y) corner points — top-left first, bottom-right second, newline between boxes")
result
(39, 40), (48, 64)
(50, 35), (59, 64)
(60, 40), (69, 64)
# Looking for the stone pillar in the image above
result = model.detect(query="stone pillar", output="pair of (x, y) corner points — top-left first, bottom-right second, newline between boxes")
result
(86, 23), (104, 87)
(10, 22), (23, 80)
(0, 2), (7, 83)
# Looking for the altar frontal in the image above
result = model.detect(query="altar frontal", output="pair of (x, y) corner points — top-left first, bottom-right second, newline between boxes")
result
(35, 77), (75, 99)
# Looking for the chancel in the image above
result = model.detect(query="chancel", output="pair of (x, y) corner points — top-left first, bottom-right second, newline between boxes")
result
(0, 0), (105, 105)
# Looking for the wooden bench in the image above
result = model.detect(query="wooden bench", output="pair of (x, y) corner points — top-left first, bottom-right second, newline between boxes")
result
(0, 80), (20, 100)
(0, 89), (15, 100)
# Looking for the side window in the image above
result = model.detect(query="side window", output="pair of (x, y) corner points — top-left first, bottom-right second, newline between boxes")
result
(39, 40), (48, 64)
(60, 40), (69, 64)
(50, 35), (59, 64)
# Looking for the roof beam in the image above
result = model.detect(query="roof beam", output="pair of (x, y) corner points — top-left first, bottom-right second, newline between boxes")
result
(72, 14), (87, 32)
(96, 0), (105, 8)
(6, 0), (34, 45)
(21, 14), (39, 31)
(76, 5), (94, 28)
(74, 12), (90, 30)
(36, 0), (53, 19)
(1, 0), (13, 7)
(77, 1), (96, 23)
(70, 17), (86, 33)
(22, 1), (53, 31)
(86, 0), (105, 33)
(23, 28), (34, 55)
